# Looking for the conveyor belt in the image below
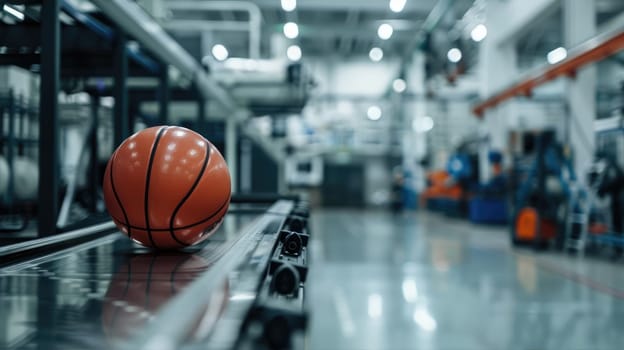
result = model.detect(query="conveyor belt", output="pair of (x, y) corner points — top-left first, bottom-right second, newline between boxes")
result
(0, 201), (295, 350)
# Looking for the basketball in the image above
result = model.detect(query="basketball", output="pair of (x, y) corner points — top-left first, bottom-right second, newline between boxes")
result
(102, 126), (231, 249)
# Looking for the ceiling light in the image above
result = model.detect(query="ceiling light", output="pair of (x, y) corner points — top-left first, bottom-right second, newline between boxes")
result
(392, 78), (407, 93)
(369, 47), (383, 62)
(281, 0), (296, 12)
(287, 45), (302, 62)
(547, 47), (567, 64)
(413, 308), (437, 332)
(447, 48), (462, 63)
(367, 105), (382, 121)
(412, 116), (434, 132)
(367, 294), (383, 318)
(283, 22), (299, 39)
(471, 24), (487, 42)
(377, 23), (393, 40)
(211, 44), (228, 61)
(389, 0), (407, 13)
(402, 279), (418, 302)
(3, 4), (24, 21)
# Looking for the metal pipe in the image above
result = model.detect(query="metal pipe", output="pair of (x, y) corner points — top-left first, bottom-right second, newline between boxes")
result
(403, 0), (455, 61)
(89, 0), (237, 112)
(167, 1), (262, 59)
(163, 20), (253, 33)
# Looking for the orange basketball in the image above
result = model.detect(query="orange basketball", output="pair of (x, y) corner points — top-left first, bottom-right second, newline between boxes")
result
(102, 126), (231, 249)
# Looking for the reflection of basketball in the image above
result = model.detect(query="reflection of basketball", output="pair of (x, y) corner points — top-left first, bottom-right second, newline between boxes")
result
(102, 126), (231, 249)
(102, 253), (228, 344)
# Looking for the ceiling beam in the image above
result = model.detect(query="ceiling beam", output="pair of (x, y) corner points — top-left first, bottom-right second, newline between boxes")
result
(247, 0), (438, 12)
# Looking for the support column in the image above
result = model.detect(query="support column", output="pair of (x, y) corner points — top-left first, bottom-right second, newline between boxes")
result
(404, 51), (427, 193)
(89, 94), (100, 213)
(197, 96), (206, 135)
(478, 2), (518, 183)
(564, 0), (596, 180)
(225, 119), (238, 193)
(158, 65), (169, 125)
(38, 0), (60, 236)
(113, 31), (129, 146)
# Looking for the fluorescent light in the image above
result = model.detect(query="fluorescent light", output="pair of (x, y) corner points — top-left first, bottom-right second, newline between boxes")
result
(281, 0), (296, 12)
(283, 22), (299, 39)
(393, 78), (407, 93)
(3, 4), (24, 21)
(402, 279), (418, 302)
(211, 44), (228, 61)
(413, 308), (437, 332)
(547, 47), (567, 64)
(447, 48), (462, 63)
(471, 24), (487, 42)
(223, 58), (259, 71)
(377, 23), (393, 40)
(389, 0), (407, 13)
(230, 292), (256, 301)
(367, 105), (382, 121)
(412, 116), (434, 132)
(287, 45), (302, 61)
(369, 47), (383, 62)
(367, 294), (383, 319)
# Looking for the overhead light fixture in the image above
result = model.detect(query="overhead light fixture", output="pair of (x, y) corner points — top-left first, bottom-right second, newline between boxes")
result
(389, 0), (407, 13)
(3, 4), (24, 21)
(413, 116), (434, 132)
(393, 78), (407, 93)
(367, 105), (382, 121)
(287, 45), (302, 61)
(447, 48), (462, 63)
(547, 46), (567, 64)
(402, 279), (418, 302)
(283, 22), (299, 39)
(367, 294), (383, 318)
(369, 47), (383, 62)
(211, 44), (229, 61)
(281, 0), (296, 12)
(377, 23), (394, 40)
(413, 308), (437, 332)
(470, 24), (487, 42)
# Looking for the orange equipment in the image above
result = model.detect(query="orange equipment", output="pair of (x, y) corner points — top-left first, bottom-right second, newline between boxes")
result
(514, 207), (557, 242)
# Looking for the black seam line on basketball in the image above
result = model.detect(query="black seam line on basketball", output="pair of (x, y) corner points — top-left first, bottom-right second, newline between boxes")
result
(144, 126), (168, 249)
(109, 154), (133, 239)
(109, 194), (229, 232)
(168, 141), (211, 246)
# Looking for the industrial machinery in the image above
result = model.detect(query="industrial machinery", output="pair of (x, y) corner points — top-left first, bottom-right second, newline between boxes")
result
(0, 197), (310, 350)
(511, 131), (576, 248)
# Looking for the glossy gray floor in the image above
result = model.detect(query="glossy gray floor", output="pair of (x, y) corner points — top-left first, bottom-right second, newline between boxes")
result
(307, 209), (624, 350)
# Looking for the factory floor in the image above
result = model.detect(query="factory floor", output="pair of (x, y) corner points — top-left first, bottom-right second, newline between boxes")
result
(308, 209), (624, 350)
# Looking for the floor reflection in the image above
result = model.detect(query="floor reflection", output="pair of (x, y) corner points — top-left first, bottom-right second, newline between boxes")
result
(309, 209), (624, 350)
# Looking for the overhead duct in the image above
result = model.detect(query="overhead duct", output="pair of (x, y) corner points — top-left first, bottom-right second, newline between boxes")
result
(89, 0), (237, 113)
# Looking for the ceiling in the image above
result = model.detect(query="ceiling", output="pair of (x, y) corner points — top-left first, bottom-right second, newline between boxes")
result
(161, 0), (476, 61)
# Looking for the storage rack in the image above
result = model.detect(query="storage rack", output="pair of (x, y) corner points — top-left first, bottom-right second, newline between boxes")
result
(0, 0), (238, 237)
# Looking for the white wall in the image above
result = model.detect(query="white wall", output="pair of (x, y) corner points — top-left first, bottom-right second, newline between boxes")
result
(306, 57), (401, 96)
